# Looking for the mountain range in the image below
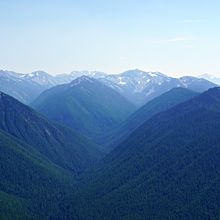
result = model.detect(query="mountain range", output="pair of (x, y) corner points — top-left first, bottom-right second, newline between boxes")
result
(0, 69), (217, 105)
(31, 76), (136, 142)
(70, 87), (220, 220)
(98, 70), (216, 106)
(0, 91), (104, 218)
(0, 91), (101, 172)
(0, 70), (47, 104)
(101, 87), (199, 152)
(1, 69), (220, 219)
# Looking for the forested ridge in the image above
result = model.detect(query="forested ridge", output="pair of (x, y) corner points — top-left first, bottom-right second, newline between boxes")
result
(1, 87), (220, 219)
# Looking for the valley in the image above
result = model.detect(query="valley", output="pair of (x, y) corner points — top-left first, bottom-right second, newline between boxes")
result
(0, 70), (220, 219)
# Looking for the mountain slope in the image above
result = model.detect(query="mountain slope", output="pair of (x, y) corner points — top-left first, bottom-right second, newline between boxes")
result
(0, 91), (101, 172)
(101, 87), (198, 152)
(1, 69), (216, 106)
(21, 71), (58, 87)
(180, 76), (217, 92)
(199, 74), (220, 85)
(55, 71), (107, 85)
(32, 76), (136, 141)
(0, 70), (47, 104)
(0, 129), (76, 219)
(98, 69), (217, 106)
(71, 87), (220, 219)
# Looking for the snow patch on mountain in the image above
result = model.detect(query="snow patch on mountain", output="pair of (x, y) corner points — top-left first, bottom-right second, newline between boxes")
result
(0, 69), (217, 106)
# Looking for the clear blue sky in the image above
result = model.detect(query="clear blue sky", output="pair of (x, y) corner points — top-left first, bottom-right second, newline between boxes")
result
(0, 0), (220, 76)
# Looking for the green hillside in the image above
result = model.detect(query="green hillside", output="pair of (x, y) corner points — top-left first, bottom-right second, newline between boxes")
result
(100, 87), (198, 152)
(0, 129), (75, 219)
(31, 76), (136, 141)
(69, 87), (220, 220)
(0, 91), (101, 173)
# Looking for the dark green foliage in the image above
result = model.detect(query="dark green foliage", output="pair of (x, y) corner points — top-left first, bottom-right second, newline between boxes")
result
(0, 191), (31, 220)
(0, 92), (101, 173)
(100, 87), (198, 152)
(31, 76), (136, 141)
(67, 87), (220, 219)
(0, 130), (76, 219)
(2, 87), (220, 219)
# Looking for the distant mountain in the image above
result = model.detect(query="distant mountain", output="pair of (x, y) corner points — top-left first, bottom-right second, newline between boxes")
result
(21, 71), (58, 87)
(101, 87), (198, 152)
(51, 69), (216, 107)
(0, 70), (109, 104)
(0, 91), (101, 172)
(199, 73), (220, 85)
(0, 70), (47, 104)
(98, 69), (217, 106)
(71, 87), (220, 219)
(23, 70), (107, 86)
(0, 69), (216, 106)
(31, 76), (136, 141)
(55, 71), (107, 85)
(180, 76), (217, 91)
(0, 128), (75, 219)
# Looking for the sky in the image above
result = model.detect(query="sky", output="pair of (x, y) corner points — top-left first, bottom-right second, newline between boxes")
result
(0, 0), (220, 77)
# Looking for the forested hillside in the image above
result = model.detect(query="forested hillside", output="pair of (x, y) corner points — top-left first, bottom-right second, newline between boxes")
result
(66, 87), (220, 220)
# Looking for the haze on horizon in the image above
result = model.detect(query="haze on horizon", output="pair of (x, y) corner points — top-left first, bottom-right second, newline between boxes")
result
(0, 0), (220, 77)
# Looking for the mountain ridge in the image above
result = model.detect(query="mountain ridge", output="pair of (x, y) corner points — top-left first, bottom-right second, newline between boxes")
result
(0, 69), (217, 105)
(0, 91), (101, 172)
(99, 87), (199, 152)
(31, 76), (136, 143)
(69, 87), (220, 219)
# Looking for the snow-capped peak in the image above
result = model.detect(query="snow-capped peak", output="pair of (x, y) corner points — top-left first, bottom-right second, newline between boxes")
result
(28, 71), (51, 77)
(20, 71), (56, 86)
